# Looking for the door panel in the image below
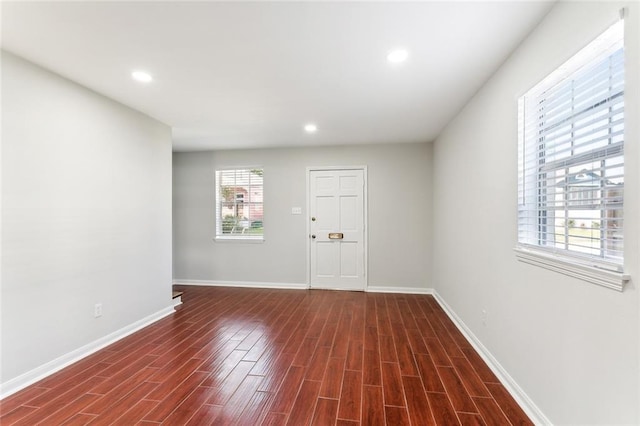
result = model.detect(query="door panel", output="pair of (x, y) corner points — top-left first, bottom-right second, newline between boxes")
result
(340, 196), (357, 231)
(316, 197), (337, 232)
(340, 242), (358, 277)
(339, 175), (358, 190)
(316, 243), (335, 277)
(310, 169), (365, 290)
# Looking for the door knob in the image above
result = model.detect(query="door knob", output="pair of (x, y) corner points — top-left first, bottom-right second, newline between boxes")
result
(311, 234), (316, 239)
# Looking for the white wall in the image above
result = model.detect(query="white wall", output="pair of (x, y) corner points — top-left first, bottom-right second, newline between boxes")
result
(1, 52), (173, 386)
(173, 143), (432, 290)
(432, 2), (640, 424)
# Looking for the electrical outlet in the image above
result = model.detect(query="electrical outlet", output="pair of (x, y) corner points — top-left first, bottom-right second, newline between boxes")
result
(481, 309), (487, 326)
(94, 303), (102, 318)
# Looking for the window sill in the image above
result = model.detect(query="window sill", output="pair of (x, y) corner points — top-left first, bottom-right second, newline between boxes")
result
(214, 236), (265, 244)
(514, 247), (629, 292)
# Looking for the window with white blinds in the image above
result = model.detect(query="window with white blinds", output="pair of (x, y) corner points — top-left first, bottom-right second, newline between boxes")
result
(215, 168), (264, 240)
(517, 20), (625, 272)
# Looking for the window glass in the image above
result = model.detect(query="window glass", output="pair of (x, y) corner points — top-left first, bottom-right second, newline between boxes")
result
(215, 169), (264, 239)
(517, 21), (624, 270)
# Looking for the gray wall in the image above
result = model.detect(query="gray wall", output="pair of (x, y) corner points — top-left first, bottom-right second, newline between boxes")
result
(432, 2), (640, 424)
(173, 143), (432, 290)
(1, 52), (173, 384)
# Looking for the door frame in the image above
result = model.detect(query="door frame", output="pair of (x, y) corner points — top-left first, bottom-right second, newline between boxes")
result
(306, 166), (368, 290)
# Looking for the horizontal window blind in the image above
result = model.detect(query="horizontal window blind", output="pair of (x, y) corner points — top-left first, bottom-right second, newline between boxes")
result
(215, 169), (264, 239)
(518, 20), (625, 271)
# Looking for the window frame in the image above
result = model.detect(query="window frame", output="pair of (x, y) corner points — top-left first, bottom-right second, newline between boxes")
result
(214, 167), (265, 243)
(515, 20), (629, 291)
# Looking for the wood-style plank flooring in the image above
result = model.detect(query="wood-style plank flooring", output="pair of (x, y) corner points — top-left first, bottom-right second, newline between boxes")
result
(0, 286), (533, 425)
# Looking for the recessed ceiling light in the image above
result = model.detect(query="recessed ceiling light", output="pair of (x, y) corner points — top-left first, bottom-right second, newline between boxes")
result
(304, 123), (318, 133)
(131, 70), (153, 83)
(387, 49), (409, 64)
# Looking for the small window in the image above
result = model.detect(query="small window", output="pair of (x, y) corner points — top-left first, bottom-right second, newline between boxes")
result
(215, 168), (264, 240)
(517, 20), (625, 273)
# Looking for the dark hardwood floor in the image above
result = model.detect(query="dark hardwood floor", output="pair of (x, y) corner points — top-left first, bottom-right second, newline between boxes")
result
(0, 286), (533, 425)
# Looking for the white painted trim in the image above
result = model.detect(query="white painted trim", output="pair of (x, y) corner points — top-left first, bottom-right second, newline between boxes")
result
(306, 169), (311, 287)
(306, 166), (369, 292)
(173, 279), (308, 290)
(307, 286), (367, 292)
(367, 286), (434, 295)
(173, 281), (434, 295)
(514, 247), (629, 292)
(432, 292), (551, 426)
(0, 305), (175, 399)
(213, 236), (265, 244)
(173, 296), (183, 306)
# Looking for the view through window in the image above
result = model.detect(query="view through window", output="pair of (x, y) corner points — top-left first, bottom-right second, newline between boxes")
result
(517, 20), (625, 270)
(215, 168), (264, 239)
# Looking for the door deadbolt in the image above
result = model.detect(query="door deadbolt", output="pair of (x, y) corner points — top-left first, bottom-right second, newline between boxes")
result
(311, 217), (316, 221)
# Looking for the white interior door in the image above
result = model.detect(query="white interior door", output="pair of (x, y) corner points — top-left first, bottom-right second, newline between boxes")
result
(309, 168), (366, 290)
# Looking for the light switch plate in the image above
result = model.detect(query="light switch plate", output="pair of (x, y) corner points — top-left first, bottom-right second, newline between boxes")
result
(291, 207), (302, 215)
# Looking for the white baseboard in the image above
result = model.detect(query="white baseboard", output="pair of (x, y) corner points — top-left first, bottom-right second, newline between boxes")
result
(432, 292), (551, 425)
(0, 305), (175, 400)
(173, 280), (433, 294)
(173, 279), (308, 290)
(367, 285), (434, 294)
